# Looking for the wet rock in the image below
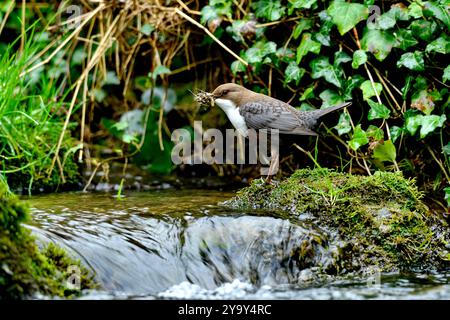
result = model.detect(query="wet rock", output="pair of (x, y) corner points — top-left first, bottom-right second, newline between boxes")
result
(223, 168), (450, 274)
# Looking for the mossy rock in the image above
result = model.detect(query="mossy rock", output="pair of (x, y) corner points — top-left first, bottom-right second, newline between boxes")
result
(0, 183), (96, 299)
(224, 168), (450, 274)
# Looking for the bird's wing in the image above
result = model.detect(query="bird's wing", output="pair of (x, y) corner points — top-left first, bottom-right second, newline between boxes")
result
(239, 99), (313, 135)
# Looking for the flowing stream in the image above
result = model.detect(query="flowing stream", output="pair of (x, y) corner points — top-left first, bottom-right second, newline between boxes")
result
(25, 189), (450, 299)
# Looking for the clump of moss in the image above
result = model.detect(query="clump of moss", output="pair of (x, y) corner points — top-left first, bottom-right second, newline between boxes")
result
(0, 183), (96, 299)
(225, 168), (450, 273)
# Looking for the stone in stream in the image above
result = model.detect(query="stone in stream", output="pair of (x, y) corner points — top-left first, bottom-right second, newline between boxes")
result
(222, 168), (450, 275)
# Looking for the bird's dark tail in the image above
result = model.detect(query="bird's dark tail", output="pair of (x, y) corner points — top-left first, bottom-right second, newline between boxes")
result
(313, 102), (351, 118)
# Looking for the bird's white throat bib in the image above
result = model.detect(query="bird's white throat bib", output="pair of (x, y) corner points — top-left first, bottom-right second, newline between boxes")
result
(215, 98), (248, 137)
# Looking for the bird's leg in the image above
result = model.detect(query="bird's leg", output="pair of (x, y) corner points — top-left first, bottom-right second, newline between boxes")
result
(265, 149), (279, 184)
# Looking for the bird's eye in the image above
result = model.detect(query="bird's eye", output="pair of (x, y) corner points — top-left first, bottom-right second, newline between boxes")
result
(222, 90), (228, 95)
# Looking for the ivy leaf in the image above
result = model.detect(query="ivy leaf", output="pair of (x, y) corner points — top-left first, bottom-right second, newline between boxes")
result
(366, 125), (384, 140)
(348, 125), (369, 151)
(411, 89), (435, 115)
(310, 57), (343, 88)
(343, 75), (364, 100)
(377, 11), (397, 29)
(405, 114), (423, 136)
(296, 33), (321, 64)
(334, 51), (351, 66)
(140, 24), (154, 36)
(230, 60), (246, 74)
(334, 112), (352, 136)
(408, 3), (423, 19)
(361, 29), (396, 61)
(319, 89), (344, 108)
(426, 34), (450, 54)
(410, 20), (439, 42)
(289, 0), (317, 10)
(252, 0), (285, 21)
(352, 50), (367, 69)
(444, 187), (450, 208)
(442, 142), (450, 156)
(149, 65), (170, 80)
(200, 6), (218, 24)
(314, 11), (334, 46)
(423, 1), (450, 29)
(327, 0), (369, 35)
(397, 51), (425, 71)
(245, 41), (277, 64)
(389, 126), (403, 143)
(360, 80), (382, 101)
(103, 71), (120, 85)
(419, 114), (446, 139)
(367, 99), (390, 120)
(293, 19), (313, 39)
(444, 65), (450, 83)
(373, 140), (397, 163)
(299, 86), (315, 101)
(285, 61), (305, 85)
(394, 29), (418, 50)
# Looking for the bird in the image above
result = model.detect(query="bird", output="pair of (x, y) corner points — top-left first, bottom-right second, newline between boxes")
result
(211, 83), (351, 138)
(210, 83), (351, 179)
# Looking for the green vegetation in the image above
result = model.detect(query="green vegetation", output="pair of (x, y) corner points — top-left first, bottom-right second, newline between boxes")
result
(0, 1), (448, 206)
(0, 30), (79, 193)
(0, 182), (96, 299)
(226, 168), (450, 272)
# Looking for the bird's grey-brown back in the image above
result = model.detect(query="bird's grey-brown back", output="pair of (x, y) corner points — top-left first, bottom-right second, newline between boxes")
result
(211, 83), (351, 136)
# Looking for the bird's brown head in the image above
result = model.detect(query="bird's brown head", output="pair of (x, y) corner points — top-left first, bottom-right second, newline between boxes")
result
(211, 83), (251, 106)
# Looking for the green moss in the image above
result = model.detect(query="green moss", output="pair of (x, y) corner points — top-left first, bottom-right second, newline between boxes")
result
(226, 168), (450, 273)
(0, 183), (96, 299)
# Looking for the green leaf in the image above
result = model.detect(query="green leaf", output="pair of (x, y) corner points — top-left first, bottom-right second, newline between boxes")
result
(343, 75), (364, 100)
(360, 80), (382, 101)
(289, 0), (317, 10)
(150, 65), (170, 79)
(310, 57), (343, 88)
(314, 11), (334, 46)
(423, 1), (450, 29)
(334, 112), (352, 136)
(140, 24), (155, 36)
(411, 89), (435, 115)
(397, 51), (425, 71)
(367, 99), (391, 120)
(252, 0), (285, 21)
(408, 3), (423, 19)
(230, 60), (246, 74)
(352, 50), (367, 69)
(419, 114), (446, 139)
(444, 187), (450, 208)
(444, 65), (450, 83)
(200, 6), (217, 24)
(393, 29), (418, 50)
(334, 51), (352, 66)
(405, 114), (423, 136)
(361, 29), (396, 61)
(426, 34), (450, 54)
(348, 125), (369, 151)
(366, 125), (384, 140)
(245, 41), (277, 64)
(373, 140), (396, 163)
(327, 0), (369, 35)
(296, 33), (321, 64)
(293, 19), (313, 39)
(410, 19), (439, 42)
(377, 11), (397, 29)
(389, 126), (403, 143)
(103, 71), (120, 85)
(299, 86), (315, 101)
(443, 142), (450, 156)
(319, 89), (344, 108)
(285, 61), (305, 85)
